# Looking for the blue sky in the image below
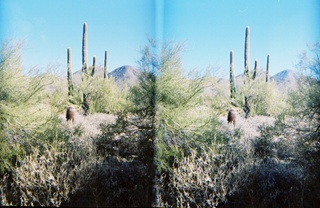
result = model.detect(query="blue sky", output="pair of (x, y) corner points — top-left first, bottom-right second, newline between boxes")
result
(0, 0), (319, 77)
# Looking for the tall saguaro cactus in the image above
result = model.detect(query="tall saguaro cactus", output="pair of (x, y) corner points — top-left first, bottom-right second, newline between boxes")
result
(244, 26), (250, 81)
(81, 22), (90, 115)
(228, 26), (272, 118)
(253, 59), (258, 80)
(82, 22), (88, 76)
(230, 50), (236, 98)
(67, 48), (74, 96)
(91, 56), (96, 76)
(266, 55), (270, 82)
(104, 50), (108, 79)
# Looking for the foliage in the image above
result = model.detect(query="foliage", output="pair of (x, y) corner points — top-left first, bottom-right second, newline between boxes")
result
(0, 42), (52, 132)
(87, 76), (127, 114)
(0, 41), (55, 176)
(289, 43), (320, 139)
(130, 41), (212, 173)
(71, 74), (127, 114)
(235, 77), (288, 117)
(0, 141), (24, 176)
(129, 70), (157, 119)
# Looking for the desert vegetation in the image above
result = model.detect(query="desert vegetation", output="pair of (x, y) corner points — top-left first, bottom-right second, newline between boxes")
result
(0, 24), (319, 207)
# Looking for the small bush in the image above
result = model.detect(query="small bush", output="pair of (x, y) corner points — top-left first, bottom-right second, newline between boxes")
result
(0, 141), (24, 177)
(235, 78), (288, 117)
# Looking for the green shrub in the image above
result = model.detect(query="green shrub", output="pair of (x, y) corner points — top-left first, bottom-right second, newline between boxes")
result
(235, 78), (288, 117)
(0, 141), (24, 176)
(71, 71), (127, 115)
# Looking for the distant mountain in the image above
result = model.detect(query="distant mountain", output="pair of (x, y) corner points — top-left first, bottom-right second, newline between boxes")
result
(108, 65), (140, 89)
(270, 69), (300, 91)
(73, 66), (300, 93)
(204, 69), (301, 97)
(233, 69), (301, 91)
(72, 65), (140, 89)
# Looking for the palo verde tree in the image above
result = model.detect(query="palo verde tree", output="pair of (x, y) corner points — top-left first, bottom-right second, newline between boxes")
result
(0, 41), (52, 132)
(131, 41), (208, 133)
(129, 42), (158, 123)
(292, 43), (320, 138)
(129, 40), (211, 207)
(301, 43), (320, 199)
(130, 40), (208, 173)
(0, 41), (54, 175)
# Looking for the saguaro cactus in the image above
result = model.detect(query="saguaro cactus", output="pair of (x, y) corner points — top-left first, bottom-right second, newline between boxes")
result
(230, 50), (236, 98)
(243, 95), (251, 118)
(266, 55), (270, 82)
(91, 56), (96, 76)
(82, 22), (88, 76)
(67, 48), (74, 96)
(104, 50), (108, 79)
(82, 93), (90, 116)
(81, 22), (90, 115)
(244, 26), (250, 81)
(253, 59), (258, 80)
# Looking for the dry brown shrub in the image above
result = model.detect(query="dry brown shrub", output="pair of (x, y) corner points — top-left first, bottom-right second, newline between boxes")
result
(157, 114), (319, 207)
(0, 112), (117, 206)
(1, 140), (102, 207)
